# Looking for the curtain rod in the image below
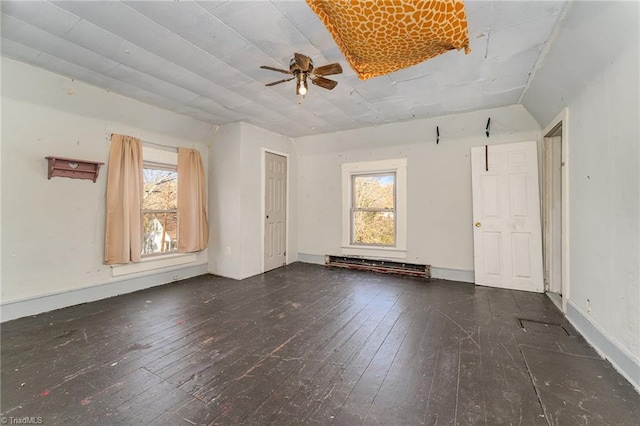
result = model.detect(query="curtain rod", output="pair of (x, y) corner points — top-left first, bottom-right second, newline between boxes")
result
(142, 140), (178, 152)
(109, 133), (178, 152)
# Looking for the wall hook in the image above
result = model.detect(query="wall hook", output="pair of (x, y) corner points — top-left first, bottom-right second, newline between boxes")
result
(436, 126), (440, 144)
(485, 117), (491, 138)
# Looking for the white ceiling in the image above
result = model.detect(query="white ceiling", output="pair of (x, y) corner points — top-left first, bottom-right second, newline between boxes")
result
(1, 0), (567, 138)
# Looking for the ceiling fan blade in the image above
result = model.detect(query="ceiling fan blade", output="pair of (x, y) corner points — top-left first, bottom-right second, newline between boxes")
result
(311, 76), (338, 90)
(294, 53), (312, 72)
(260, 65), (292, 75)
(313, 63), (343, 76)
(265, 77), (295, 86)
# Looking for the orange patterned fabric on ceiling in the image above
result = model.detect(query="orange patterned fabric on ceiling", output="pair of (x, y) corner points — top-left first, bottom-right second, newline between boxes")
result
(306, 0), (470, 80)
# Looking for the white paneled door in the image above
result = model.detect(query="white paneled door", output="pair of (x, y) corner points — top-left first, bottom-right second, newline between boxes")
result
(471, 141), (544, 292)
(264, 152), (287, 272)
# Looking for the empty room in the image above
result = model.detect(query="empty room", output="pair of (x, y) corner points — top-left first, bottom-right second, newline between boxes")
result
(1, 0), (638, 425)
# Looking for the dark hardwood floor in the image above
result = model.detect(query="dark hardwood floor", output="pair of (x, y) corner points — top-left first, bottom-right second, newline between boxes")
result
(1, 263), (638, 425)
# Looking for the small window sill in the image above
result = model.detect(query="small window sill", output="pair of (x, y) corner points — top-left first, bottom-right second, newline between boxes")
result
(111, 253), (197, 277)
(341, 245), (407, 260)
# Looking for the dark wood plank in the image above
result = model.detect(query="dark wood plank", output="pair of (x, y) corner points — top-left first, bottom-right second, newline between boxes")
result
(522, 345), (640, 426)
(476, 321), (549, 425)
(2, 263), (638, 426)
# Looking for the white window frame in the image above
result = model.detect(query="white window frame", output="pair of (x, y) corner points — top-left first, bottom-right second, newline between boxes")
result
(351, 172), (397, 247)
(142, 161), (178, 257)
(342, 158), (407, 259)
(111, 146), (196, 277)
(141, 146), (179, 258)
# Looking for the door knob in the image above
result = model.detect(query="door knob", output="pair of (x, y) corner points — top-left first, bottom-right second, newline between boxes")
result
(475, 222), (481, 227)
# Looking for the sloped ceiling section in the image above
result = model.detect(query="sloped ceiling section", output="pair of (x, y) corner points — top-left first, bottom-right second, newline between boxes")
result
(523, 1), (640, 127)
(1, 1), (566, 138)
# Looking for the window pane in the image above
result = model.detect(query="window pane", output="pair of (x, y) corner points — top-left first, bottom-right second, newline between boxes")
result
(353, 174), (395, 210)
(143, 169), (177, 210)
(143, 212), (178, 255)
(353, 211), (395, 245)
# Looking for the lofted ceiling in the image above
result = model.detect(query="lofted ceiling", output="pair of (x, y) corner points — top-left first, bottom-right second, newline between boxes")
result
(1, 1), (567, 138)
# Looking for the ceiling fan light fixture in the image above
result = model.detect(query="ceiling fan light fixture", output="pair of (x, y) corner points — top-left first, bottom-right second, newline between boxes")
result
(261, 53), (341, 96)
(296, 73), (308, 96)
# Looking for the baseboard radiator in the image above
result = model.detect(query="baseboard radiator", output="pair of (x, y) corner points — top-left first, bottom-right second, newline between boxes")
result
(325, 255), (430, 280)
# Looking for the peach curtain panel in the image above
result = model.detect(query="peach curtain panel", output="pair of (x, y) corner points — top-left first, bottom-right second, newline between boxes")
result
(104, 134), (143, 264)
(177, 148), (209, 252)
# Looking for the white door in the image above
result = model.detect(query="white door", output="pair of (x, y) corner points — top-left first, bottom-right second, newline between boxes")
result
(264, 152), (287, 272)
(471, 141), (543, 292)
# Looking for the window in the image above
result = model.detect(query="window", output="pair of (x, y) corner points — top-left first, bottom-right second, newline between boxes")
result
(142, 163), (178, 256)
(108, 140), (204, 276)
(352, 173), (396, 245)
(342, 159), (407, 259)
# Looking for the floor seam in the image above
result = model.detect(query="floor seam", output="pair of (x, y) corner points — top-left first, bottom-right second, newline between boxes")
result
(518, 345), (551, 426)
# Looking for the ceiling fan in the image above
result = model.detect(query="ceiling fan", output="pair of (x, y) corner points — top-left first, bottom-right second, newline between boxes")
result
(260, 53), (343, 96)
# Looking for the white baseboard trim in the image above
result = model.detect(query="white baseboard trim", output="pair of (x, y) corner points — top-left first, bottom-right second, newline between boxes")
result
(546, 292), (563, 311)
(567, 300), (640, 392)
(296, 253), (475, 283)
(431, 267), (475, 283)
(297, 253), (325, 265)
(0, 263), (208, 322)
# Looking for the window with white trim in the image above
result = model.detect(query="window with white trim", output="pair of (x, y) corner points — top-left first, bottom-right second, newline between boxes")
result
(342, 159), (407, 259)
(142, 163), (178, 256)
(111, 145), (199, 276)
(351, 173), (396, 246)
(141, 146), (179, 257)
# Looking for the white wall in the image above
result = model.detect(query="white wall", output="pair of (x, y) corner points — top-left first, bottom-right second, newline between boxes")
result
(240, 123), (298, 278)
(1, 58), (214, 314)
(209, 124), (243, 279)
(523, 1), (639, 389)
(209, 122), (298, 280)
(567, 41), (639, 385)
(295, 105), (541, 274)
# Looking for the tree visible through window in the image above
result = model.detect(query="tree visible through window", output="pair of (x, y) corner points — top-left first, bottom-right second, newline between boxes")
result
(352, 173), (396, 245)
(142, 165), (178, 255)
